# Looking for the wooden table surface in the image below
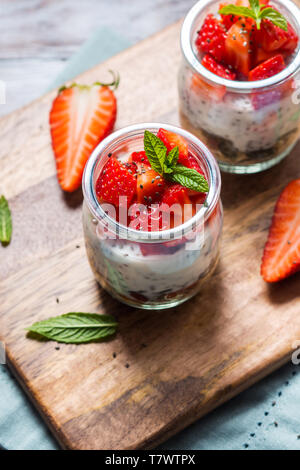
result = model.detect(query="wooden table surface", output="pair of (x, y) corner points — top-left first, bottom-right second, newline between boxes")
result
(0, 0), (195, 118)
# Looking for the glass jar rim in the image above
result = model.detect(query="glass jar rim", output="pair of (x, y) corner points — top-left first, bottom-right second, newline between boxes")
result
(82, 122), (221, 242)
(181, 0), (300, 91)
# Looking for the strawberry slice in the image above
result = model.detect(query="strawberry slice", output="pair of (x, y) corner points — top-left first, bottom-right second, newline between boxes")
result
(96, 157), (136, 207)
(137, 168), (166, 204)
(157, 128), (189, 162)
(249, 55), (286, 109)
(50, 83), (117, 192)
(225, 19), (254, 76)
(249, 54), (285, 80)
(202, 54), (236, 80)
(195, 14), (227, 63)
(261, 179), (300, 283)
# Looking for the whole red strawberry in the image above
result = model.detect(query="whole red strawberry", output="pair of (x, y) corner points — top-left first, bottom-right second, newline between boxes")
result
(196, 14), (227, 63)
(96, 157), (136, 207)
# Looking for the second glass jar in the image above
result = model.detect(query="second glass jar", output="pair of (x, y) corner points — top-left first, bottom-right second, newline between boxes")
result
(178, 0), (300, 174)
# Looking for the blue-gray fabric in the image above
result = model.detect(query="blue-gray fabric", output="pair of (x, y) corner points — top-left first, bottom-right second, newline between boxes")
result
(1, 27), (299, 451)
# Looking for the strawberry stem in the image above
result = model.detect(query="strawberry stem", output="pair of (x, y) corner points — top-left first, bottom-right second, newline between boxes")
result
(58, 70), (120, 94)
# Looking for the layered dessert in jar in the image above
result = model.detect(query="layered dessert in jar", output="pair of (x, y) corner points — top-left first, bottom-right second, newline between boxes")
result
(179, 0), (300, 173)
(82, 124), (223, 310)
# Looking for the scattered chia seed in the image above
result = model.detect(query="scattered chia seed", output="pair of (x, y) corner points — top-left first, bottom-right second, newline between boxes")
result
(155, 176), (160, 180)
(272, 401), (276, 407)
(274, 422), (278, 427)
(140, 184), (144, 189)
(258, 422), (262, 427)
(125, 363), (130, 368)
(264, 412), (269, 416)
(108, 153), (112, 158)
(278, 391), (282, 396)
(244, 444), (249, 448)
(151, 179), (155, 184)
(76, 245), (80, 249)
(297, 435), (300, 440)
(148, 196), (152, 203)
(55, 346), (60, 351)
(144, 196), (148, 202)
(56, 298), (59, 304)
(288, 240), (291, 244)
(113, 352), (117, 358)
(285, 381), (289, 385)
(250, 433), (255, 437)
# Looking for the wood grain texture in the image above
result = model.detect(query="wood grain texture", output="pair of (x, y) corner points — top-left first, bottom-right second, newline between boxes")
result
(1, 11), (300, 450)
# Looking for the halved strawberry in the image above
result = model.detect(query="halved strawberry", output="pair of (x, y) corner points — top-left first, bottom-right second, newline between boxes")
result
(96, 157), (136, 207)
(202, 54), (236, 80)
(261, 179), (300, 283)
(225, 19), (254, 76)
(195, 14), (227, 63)
(50, 83), (117, 192)
(137, 168), (166, 204)
(157, 128), (189, 162)
(249, 54), (285, 80)
(161, 185), (195, 228)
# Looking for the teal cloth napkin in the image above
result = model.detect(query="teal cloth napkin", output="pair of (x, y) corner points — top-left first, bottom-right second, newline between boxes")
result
(1, 26), (300, 451)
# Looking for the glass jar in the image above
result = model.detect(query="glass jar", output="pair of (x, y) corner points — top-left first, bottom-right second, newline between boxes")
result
(179, 0), (300, 174)
(82, 123), (223, 310)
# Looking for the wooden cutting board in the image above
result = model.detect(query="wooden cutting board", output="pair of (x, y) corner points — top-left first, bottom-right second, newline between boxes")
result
(1, 15), (300, 450)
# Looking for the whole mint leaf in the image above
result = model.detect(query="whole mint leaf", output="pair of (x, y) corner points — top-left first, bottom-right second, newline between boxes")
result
(27, 313), (118, 344)
(0, 196), (12, 245)
(168, 165), (209, 193)
(144, 130), (167, 175)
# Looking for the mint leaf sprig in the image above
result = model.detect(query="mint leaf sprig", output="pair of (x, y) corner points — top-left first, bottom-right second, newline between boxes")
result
(219, 0), (288, 31)
(27, 313), (118, 344)
(144, 131), (209, 194)
(0, 195), (12, 245)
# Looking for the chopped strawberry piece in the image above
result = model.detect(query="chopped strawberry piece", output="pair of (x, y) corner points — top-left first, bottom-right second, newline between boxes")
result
(162, 185), (195, 227)
(137, 168), (166, 204)
(129, 151), (148, 164)
(96, 157), (136, 207)
(191, 73), (226, 101)
(261, 179), (300, 283)
(220, 3), (240, 31)
(162, 185), (191, 207)
(157, 128), (189, 160)
(225, 19), (254, 76)
(202, 54), (236, 80)
(195, 14), (227, 63)
(129, 204), (169, 232)
(179, 153), (204, 174)
(50, 84), (117, 192)
(252, 47), (277, 67)
(251, 89), (282, 110)
(281, 22), (298, 53)
(249, 54), (285, 80)
(255, 19), (289, 52)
